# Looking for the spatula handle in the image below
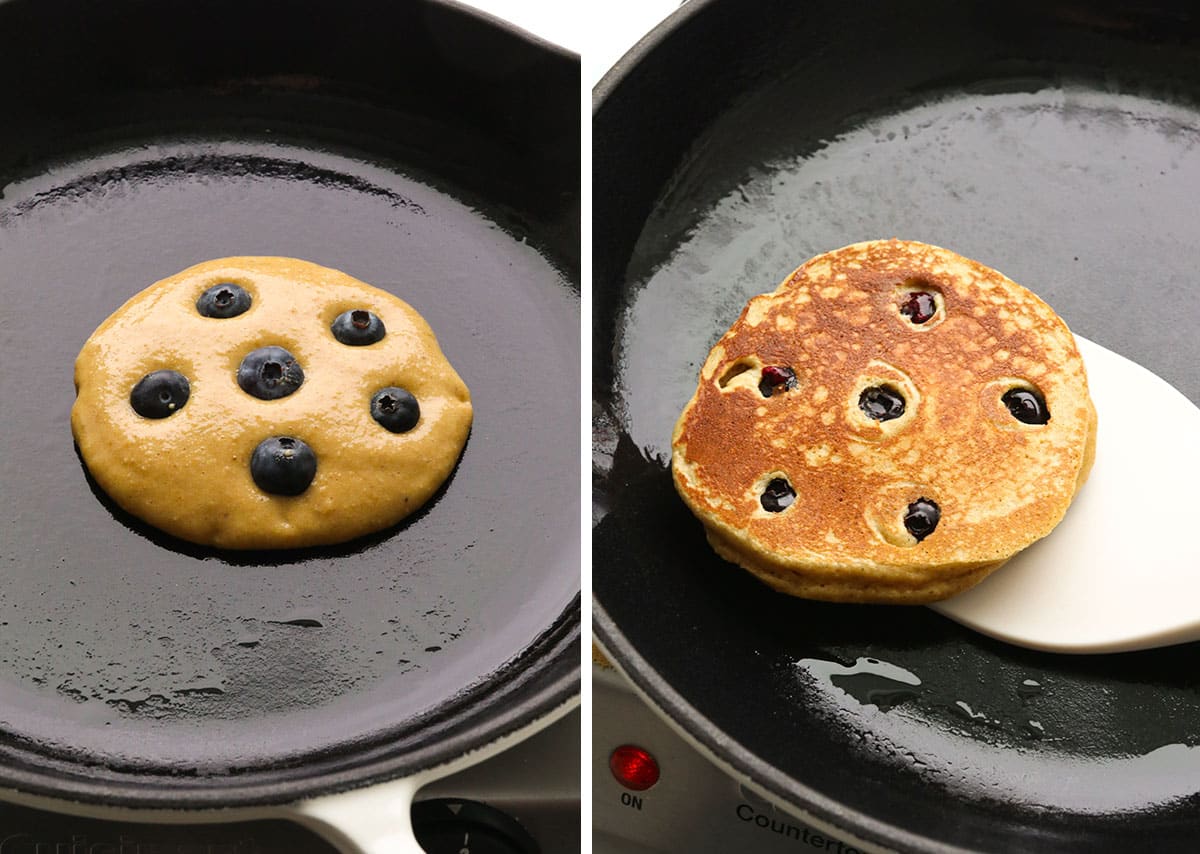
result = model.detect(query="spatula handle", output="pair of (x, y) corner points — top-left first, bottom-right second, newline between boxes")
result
(295, 776), (426, 854)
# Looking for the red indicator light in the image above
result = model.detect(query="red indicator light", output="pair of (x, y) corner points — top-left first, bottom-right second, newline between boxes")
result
(610, 744), (660, 791)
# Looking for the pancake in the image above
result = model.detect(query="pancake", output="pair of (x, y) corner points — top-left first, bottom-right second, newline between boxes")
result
(671, 240), (1097, 603)
(72, 257), (472, 550)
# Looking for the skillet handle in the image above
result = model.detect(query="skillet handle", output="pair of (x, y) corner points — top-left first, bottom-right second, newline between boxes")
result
(292, 776), (427, 854)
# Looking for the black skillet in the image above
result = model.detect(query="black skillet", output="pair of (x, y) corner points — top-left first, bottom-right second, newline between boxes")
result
(593, 0), (1200, 850)
(0, 0), (578, 845)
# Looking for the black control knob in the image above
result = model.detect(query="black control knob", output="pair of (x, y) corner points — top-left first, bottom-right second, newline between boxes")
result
(412, 798), (539, 854)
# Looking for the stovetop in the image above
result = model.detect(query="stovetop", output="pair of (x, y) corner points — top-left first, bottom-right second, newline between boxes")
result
(592, 662), (862, 854)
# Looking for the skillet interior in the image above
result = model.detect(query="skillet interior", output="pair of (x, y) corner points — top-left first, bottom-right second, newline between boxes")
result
(594, 0), (1200, 850)
(0, 0), (580, 807)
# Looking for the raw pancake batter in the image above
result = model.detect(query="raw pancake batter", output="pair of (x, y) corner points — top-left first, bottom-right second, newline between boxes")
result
(72, 257), (472, 549)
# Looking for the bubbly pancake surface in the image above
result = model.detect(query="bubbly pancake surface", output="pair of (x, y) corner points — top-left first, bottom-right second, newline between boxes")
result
(671, 240), (1096, 603)
(72, 257), (473, 550)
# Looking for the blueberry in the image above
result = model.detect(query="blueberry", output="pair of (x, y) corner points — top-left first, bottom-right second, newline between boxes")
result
(904, 497), (940, 542)
(371, 387), (420, 433)
(130, 370), (190, 419)
(859, 385), (906, 421)
(760, 477), (796, 513)
(196, 283), (251, 318)
(758, 365), (798, 397)
(237, 346), (304, 400)
(1002, 387), (1050, 425)
(250, 436), (317, 496)
(331, 309), (386, 345)
(899, 291), (937, 324)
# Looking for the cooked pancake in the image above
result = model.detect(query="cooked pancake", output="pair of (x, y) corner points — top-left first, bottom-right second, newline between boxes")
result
(72, 257), (472, 550)
(672, 240), (1097, 603)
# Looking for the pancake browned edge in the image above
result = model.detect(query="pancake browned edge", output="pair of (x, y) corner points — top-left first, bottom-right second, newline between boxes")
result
(671, 239), (1097, 604)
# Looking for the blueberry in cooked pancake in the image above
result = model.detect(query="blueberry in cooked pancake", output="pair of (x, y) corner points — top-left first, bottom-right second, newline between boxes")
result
(903, 497), (941, 543)
(1002, 387), (1050, 425)
(72, 256), (473, 550)
(671, 239), (1097, 604)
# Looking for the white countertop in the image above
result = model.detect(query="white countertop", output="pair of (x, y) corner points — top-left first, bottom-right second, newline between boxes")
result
(455, 0), (685, 82)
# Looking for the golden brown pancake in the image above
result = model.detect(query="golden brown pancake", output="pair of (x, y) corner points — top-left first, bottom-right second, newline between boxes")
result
(72, 257), (472, 550)
(672, 240), (1097, 603)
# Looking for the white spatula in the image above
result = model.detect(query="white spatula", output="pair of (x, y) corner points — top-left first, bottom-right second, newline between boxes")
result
(931, 336), (1200, 654)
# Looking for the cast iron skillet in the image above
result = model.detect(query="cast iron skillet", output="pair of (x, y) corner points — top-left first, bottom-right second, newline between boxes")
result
(594, 1), (1200, 851)
(0, 0), (579, 814)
